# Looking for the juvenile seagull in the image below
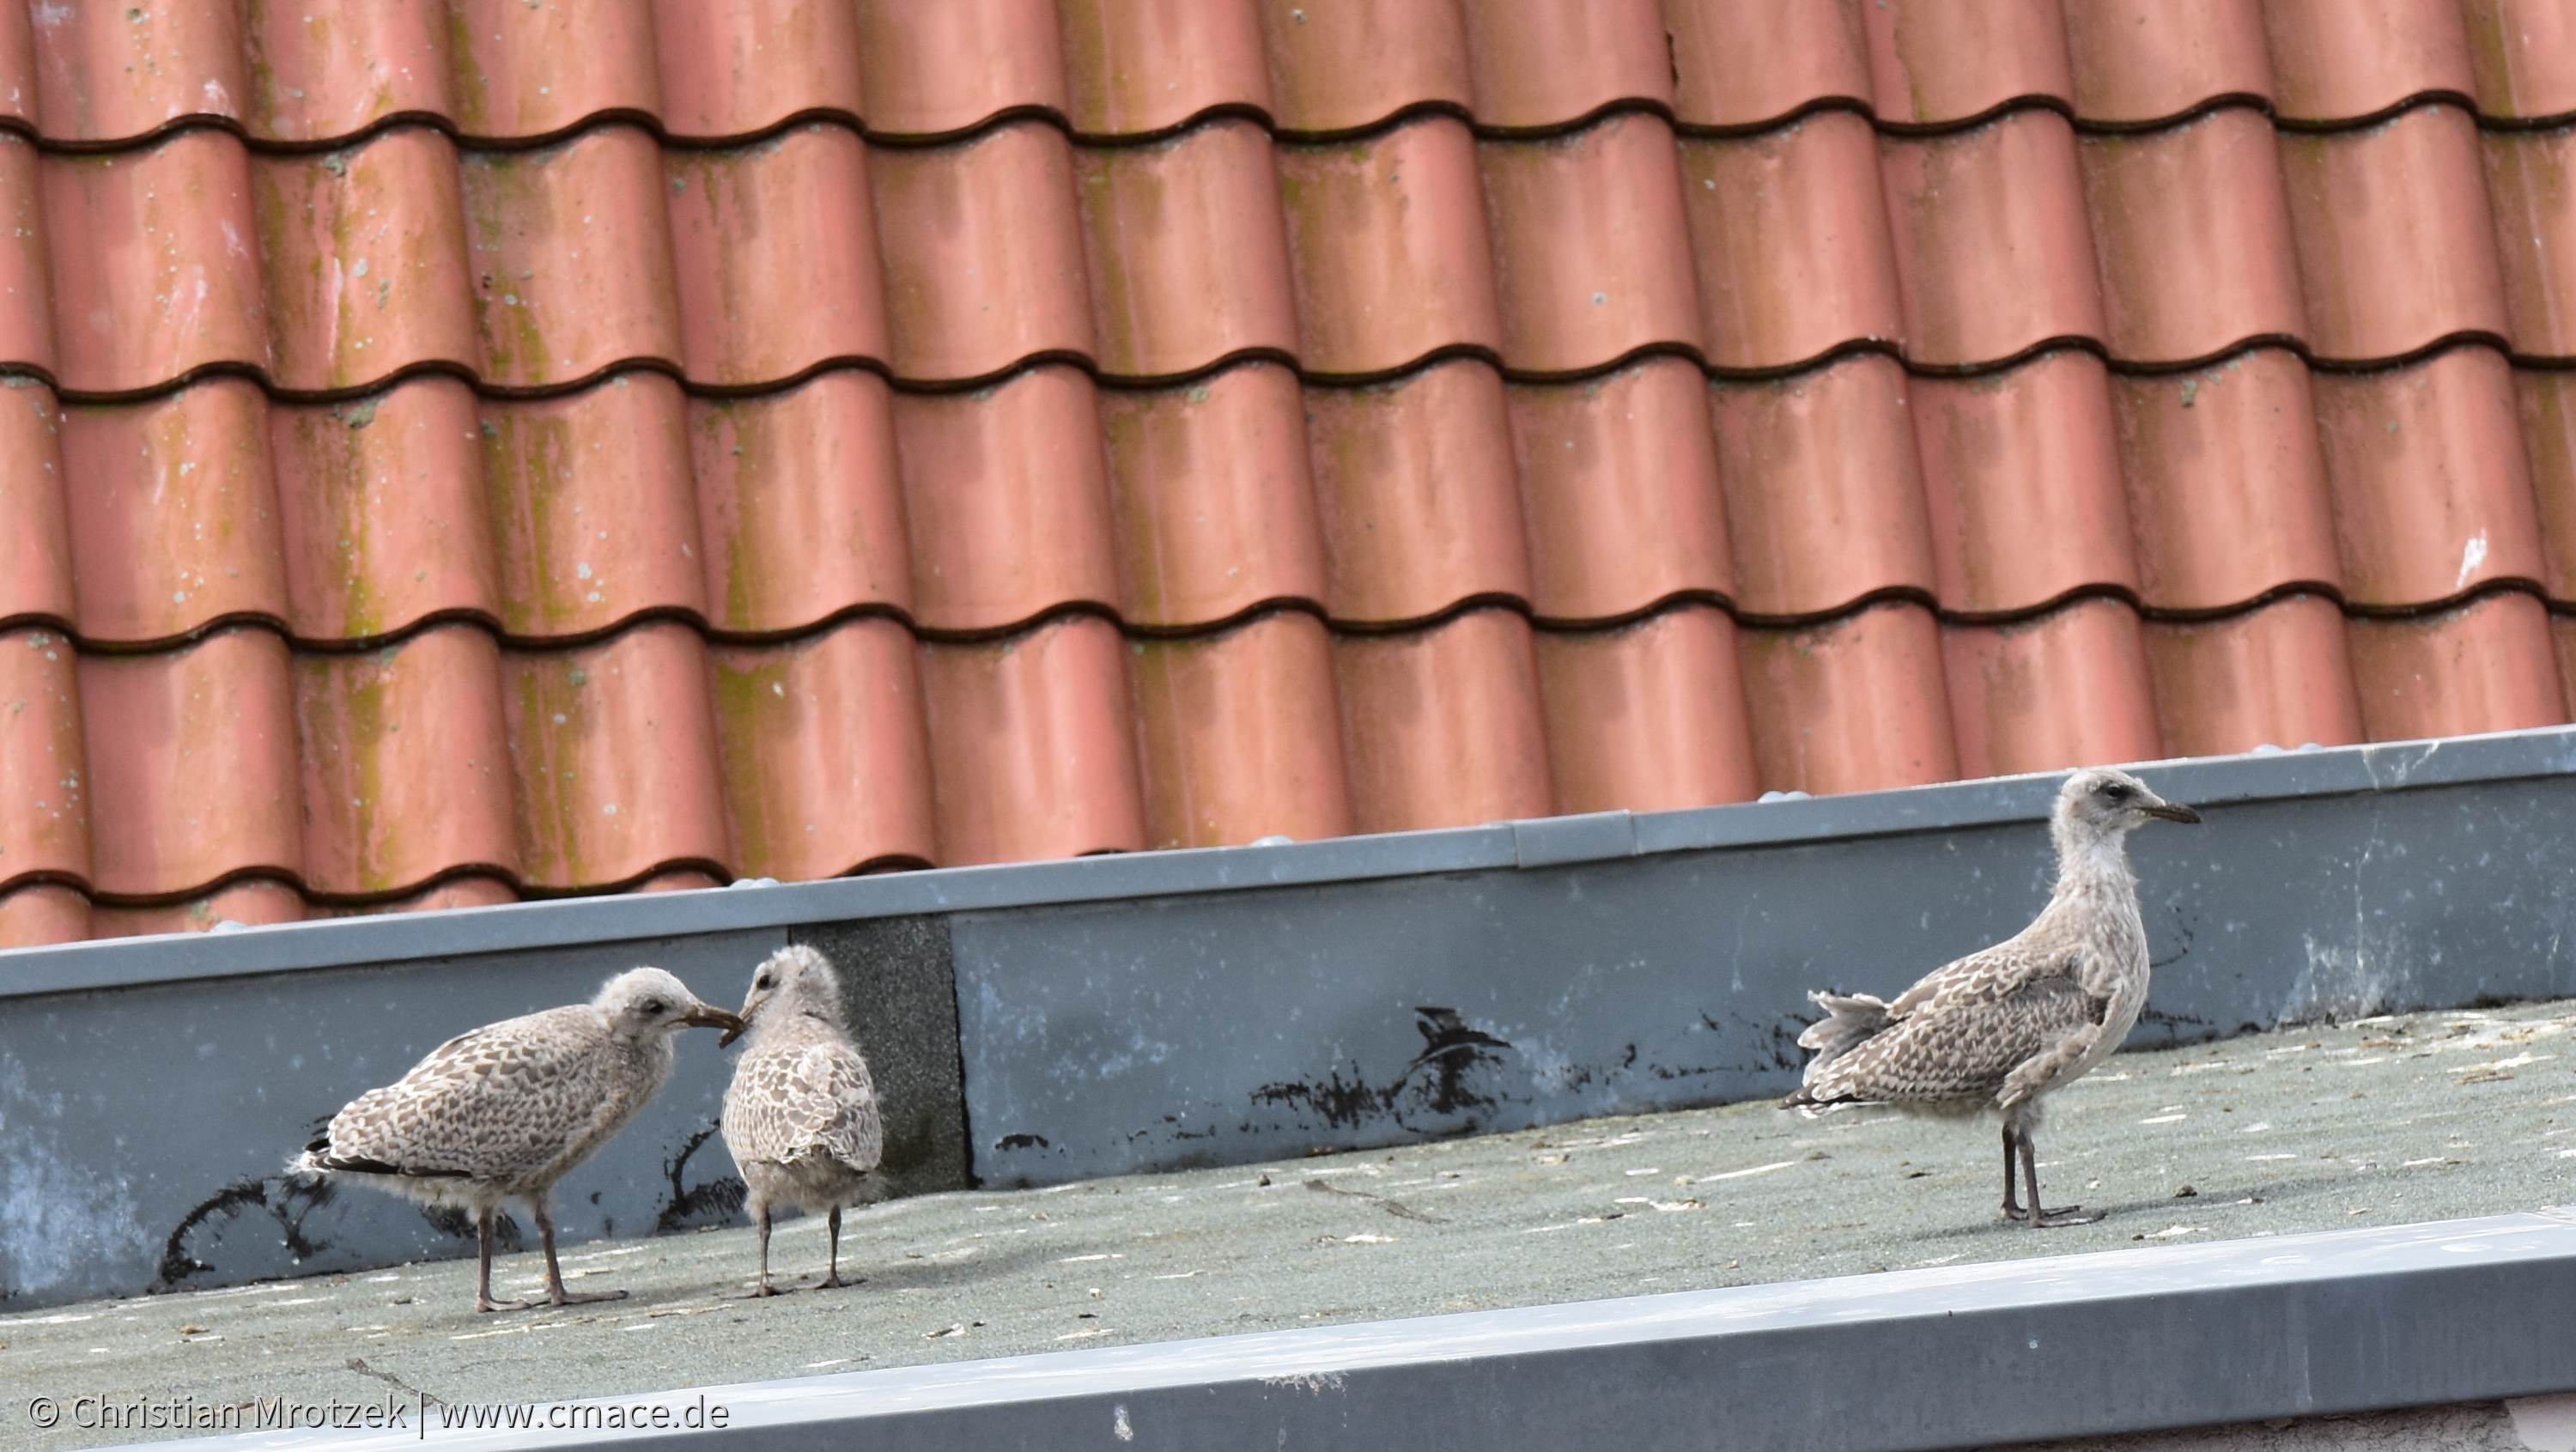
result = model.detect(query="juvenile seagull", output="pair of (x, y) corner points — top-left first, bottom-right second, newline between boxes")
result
(1785, 768), (2200, 1227)
(294, 968), (742, 1311)
(720, 945), (884, 1296)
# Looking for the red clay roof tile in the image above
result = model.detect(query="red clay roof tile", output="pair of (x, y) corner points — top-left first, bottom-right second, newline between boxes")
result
(2480, 125), (2576, 359)
(1679, 111), (1905, 373)
(501, 621), (730, 890)
(449, 0), (662, 142)
(2463, 0), (2576, 120)
(45, 130), (270, 394)
(1333, 606), (1552, 834)
(707, 617), (937, 878)
(270, 379), (500, 642)
(480, 374), (707, 639)
(852, 0), (1067, 140)
(1255, 0), (1471, 137)
(892, 364), (1119, 634)
(2279, 106), (2511, 363)
(1941, 598), (2162, 779)
(0, 2), (33, 132)
(1477, 112), (1700, 374)
(871, 119), (1095, 383)
(1862, 0), (2073, 129)
(0, 626), (88, 887)
(293, 623), (517, 897)
(2558, 612), (2576, 718)
(1708, 353), (1938, 619)
(0, 881), (88, 949)
(1274, 116), (1500, 378)
(0, 383), (70, 625)
(2345, 590), (2567, 739)
(2080, 109), (2308, 366)
(253, 127), (477, 395)
(1130, 608), (1352, 850)
(1058, 0), (1270, 138)
(1665, 0), (1871, 131)
(0, 135), (56, 376)
(80, 627), (301, 899)
(460, 125), (682, 388)
(1457, 0), (1671, 132)
(2512, 366), (2576, 598)
(1303, 361), (1531, 625)
(1880, 110), (2105, 368)
(1073, 118), (1297, 380)
(60, 379), (289, 645)
(92, 878), (307, 939)
(665, 124), (887, 387)
(2062, 0), (2274, 126)
(918, 613), (1145, 865)
(31, 0), (244, 146)
(1508, 357), (1731, 623)
(1098, 361), (1327, 629)
(2142, 592), (2365, 756)
(1737, 598), (1958, 794)
(651, 0), (866, 141)
(242, 0), (456, 145)
(2312, 346), (2548, 607)
(1534, 604), (1758, 814)
(688, 369), (913, 635)
(1910, 349), (2141, 615)
(2263, 0), (2475, 124)
(2110, 349), (2343, 612)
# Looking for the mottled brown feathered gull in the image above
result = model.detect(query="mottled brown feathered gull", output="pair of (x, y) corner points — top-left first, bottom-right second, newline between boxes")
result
(1785, 768), (2201, 1227)
(720, 945), (884, 1296)
(294, 968), (742, 1311)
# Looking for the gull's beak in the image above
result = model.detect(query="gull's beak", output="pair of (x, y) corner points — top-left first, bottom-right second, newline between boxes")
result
(2142, 799), (2202, 824)
(685, 1005), (748, 1044)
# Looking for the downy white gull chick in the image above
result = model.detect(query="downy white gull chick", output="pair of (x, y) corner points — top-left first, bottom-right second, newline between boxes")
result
(294, 968), (743, 1310)
(720, 945), (884, 1295)
(1784, 768), (2201, 1226)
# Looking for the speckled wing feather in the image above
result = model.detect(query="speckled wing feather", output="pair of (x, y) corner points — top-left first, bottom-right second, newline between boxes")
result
(724, 1037), (883, 1174)
(317, 1006), (630, 1183)
(1810, 952), (2105, 1104)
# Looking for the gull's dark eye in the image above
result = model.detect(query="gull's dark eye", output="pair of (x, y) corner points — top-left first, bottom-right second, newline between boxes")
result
(2102, 783), (2132, 801)
(640, 998), (666, 1014)
(756, 974), (775, 989)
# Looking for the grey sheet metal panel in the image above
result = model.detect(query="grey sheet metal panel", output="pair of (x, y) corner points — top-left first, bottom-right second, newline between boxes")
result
(957, 750), (2576, 1186)
(106, 1208), (2576, 1452)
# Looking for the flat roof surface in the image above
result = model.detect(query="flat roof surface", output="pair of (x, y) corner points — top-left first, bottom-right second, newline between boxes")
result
(9, 998), (2573, 1451)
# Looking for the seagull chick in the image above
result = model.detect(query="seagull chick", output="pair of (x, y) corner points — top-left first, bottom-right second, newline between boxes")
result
(1784, 768), (2201, 1227)
(293, 968), (743, 1311)
(720, 945), (884, 1296)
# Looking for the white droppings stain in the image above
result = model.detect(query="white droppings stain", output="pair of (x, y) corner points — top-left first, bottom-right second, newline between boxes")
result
(2457, 531), (2488, 591)
(1112, 1405), (1133, 1441)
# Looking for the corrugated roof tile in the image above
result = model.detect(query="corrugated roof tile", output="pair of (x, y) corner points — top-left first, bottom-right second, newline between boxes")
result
(665, 123), (887, 387)
(1880, 109), (2105, 368)
(1477, 112), (1701, 374)
(892, 364), (1119, 634)
(460, 125), (683, 388)
(270, 378), (500, 642)
(1457, 0), (1671, 132)
(689, 369), (913, 635)
(1737, 598), (1958, 794)
(92, 878), (306, 939)
(501, 621), (730, 889)
(1098, 361), (1327, 629)
(480, 374), (708, 639)
(1679, 111), (1906, 373)
(1275, 116), (1500, 378)
(0, 626), (88, 887)
(2480, 125), (2576, 360)
(2263, 0), (2475, 124)
(0, 2), (34, 132)
(1058, 0), (1269, 138)
(1507, 357), (1731, 623)
(0, 382), (71, 625)
(1129, 609), (1352, 850)
(2462, 0), (2576, 121)
(1255, 0), (1470, 137)
(2142, 592), (2364, 756)
(918, 613), (1145, 866)
(1333, 605), (1552, 835)
(851, 0), (1068, 140)
(2345, 590), (2567, 738)
(293, 623), (517, 897)
(242, 0), (456, 145)
(2062, 0), (2274, 126)
(651, 0), (866, 141)
(707, 617), (937, 879)
(2079, 108), (2307, 366)
(2110, 349), (2342, 612)
(1534, 604), (1758, 814)
(1303, 361), (1531, 625)
(45, 130), (270, 394)
(30, 0), (245, 146)
(252, 126), (477, 394)
(1073, 118), (1298, 380)
(1910, 349), (2141, 615)
(2512, 365), (2576, 599)
(1708, 353), (1937, 619)
(60, 379), (289, 645)
(1862, 0), (2073, 129)
(2312, 346), (2548, 608)
(449, 0), (662, 142)
(0, 134), (57, 376)
(0, 881), (89, 949)
(79, 627), (301, 899)
(2278, 105), (2510, 363)
(1942, 598), (2162, 780)
(871, 119), (1094, 384)
(1664, 0), (1872, 131)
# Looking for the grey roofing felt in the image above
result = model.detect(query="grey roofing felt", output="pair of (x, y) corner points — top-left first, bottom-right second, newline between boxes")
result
(10, 997), (2573, 1452)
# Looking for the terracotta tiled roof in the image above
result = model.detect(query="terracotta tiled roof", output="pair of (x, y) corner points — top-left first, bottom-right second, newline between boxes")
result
(4, 0), (2575, 945)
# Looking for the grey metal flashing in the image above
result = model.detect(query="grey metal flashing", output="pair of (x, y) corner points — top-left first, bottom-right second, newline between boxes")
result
(8, 725), (2576, 1003)
(118, 1207), (2576, 1452)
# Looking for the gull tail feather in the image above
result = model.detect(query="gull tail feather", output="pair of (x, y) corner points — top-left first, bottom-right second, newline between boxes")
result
(1783, 991), (1891, 1107)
